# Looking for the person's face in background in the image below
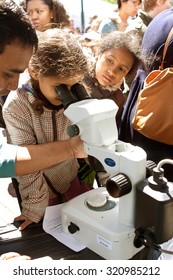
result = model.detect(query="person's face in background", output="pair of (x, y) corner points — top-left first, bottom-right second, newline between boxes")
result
(0, 41), (33, 96)
(69, 18), (75, 33)
(26, 0), (53, 31)
(122, 0), (141, 17)
(95, 48), (134, 87)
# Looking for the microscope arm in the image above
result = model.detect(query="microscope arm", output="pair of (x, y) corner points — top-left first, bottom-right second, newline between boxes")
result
(64, 98), (147, 226)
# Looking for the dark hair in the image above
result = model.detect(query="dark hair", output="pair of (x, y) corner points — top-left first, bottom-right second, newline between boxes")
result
(0, 0), (38, 54)
(98, 30), (145, 77)
(29, 28), (88, 78)
(117, 0), (128, 9)
(117, 0), (142, 9)
(23, 0), (70, 28)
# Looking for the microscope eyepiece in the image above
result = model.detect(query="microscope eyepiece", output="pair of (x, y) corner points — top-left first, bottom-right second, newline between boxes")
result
(55, 84), (78, 109)
(55, 83), (91, 110)
(71, 83), (91, 101)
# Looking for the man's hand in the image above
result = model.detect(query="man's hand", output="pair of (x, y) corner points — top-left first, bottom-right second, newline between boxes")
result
(14, 214), (33, 231)
(0, 252), (31, 260)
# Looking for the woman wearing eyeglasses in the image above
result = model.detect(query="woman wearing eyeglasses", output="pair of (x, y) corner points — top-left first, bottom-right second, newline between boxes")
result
(98, 0), (141, 37)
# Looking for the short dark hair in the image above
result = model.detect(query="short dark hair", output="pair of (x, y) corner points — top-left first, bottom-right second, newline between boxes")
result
(117, 0), (142, 9)
(0, 0), (38, 54)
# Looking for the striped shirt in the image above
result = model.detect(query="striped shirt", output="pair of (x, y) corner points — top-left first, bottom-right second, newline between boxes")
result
(3, 87), (79, 223)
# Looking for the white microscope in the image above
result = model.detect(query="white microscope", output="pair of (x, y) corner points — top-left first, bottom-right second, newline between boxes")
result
(55, 83), (149, 260)
(56, 84), (173, 260)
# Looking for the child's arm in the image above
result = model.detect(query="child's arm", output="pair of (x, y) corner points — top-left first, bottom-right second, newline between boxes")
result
(15, 136), (86, 176)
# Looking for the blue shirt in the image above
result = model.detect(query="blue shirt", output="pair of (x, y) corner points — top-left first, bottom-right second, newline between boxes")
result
(0, 128), (17, 178)
(98, 18), (118, 37)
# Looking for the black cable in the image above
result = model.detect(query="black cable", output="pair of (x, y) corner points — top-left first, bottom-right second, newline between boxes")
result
(141, 238), (173, 255)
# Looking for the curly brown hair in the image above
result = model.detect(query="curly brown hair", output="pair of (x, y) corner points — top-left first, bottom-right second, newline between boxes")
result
(97, 30), (144, 77)
(85, 30), (147, 79)
(29, 28), (88, 79)
(21, 0), (71, 28)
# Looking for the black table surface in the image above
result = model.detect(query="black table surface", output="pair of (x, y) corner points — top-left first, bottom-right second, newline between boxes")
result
(0, 221), (104, 260)
(0, 221), (153, 260)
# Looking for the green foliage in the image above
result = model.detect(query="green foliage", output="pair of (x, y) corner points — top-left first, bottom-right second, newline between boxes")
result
(103, 0), (117, 4)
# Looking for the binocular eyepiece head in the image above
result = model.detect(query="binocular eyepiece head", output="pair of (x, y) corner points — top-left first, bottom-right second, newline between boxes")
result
(55, 83), (91, 109)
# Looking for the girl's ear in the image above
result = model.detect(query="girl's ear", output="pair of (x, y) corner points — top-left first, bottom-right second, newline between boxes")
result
(28, 66), (39, 80)
(50, 11), (54, 20)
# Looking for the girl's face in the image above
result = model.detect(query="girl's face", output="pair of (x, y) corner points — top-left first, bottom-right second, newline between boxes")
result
(95, 48), (134, 87)
(26, 0), (53, 31)
(33, 75), (83, 106)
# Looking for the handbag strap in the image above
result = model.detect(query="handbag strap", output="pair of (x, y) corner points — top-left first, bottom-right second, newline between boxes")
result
(160, 27), (173, 70)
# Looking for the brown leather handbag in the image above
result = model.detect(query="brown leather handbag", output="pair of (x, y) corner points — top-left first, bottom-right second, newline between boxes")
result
(132, 27), (173, 145)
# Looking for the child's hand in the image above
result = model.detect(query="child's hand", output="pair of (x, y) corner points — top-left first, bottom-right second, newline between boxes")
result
(0, 252), (31, 260)
(68, 136), (87, 159)
(14, 214), (33, 231)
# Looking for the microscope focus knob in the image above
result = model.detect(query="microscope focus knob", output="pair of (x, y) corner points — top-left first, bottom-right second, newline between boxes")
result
(68, 222), (80, 234)
(106, 174), (132, 198)
(67, 124), (80, 137)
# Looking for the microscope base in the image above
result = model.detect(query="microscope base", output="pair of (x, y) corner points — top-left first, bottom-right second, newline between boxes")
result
(61, 187), (142, 260)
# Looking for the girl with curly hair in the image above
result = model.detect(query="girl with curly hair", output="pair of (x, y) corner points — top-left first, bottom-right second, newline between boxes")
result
(3, 28), (92, 231)
(83, 30), (145, 128)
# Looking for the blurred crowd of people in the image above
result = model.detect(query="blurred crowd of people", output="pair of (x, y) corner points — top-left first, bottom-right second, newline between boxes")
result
(1, 0), (173, 260)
